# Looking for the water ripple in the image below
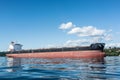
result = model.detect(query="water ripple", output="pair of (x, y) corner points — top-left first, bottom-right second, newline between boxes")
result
(0, 56), (120, 80)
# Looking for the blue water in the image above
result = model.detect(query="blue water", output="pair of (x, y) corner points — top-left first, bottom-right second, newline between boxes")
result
(0, 56), (120, 80)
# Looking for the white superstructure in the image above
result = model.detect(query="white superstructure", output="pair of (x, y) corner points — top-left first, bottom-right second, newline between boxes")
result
(8, 42), (23, 51)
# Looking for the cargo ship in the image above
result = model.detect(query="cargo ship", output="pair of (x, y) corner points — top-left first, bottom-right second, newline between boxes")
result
(6, 42), (105, 58)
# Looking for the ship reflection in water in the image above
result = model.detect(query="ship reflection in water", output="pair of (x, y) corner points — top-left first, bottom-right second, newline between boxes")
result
(7, 57), (22, 72)
(6, 57), (110, 80)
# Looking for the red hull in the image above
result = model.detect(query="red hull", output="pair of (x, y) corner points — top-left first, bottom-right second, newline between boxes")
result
(6, 50), (105, 58)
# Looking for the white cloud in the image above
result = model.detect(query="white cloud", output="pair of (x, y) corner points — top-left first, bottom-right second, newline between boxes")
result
(64, 39), (91, 47)
(68, 26), (105, 37)
(59, 22), (74, 30)
(92, 37), (102, 43)
(59, 22), (113, 47)
(90, 34), (112, 43)
(104, 34), (112, 41)
(105, 43), (120, 48)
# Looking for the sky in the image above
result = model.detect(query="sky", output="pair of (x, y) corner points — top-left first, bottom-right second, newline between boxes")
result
(0, 0), (120, 51)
